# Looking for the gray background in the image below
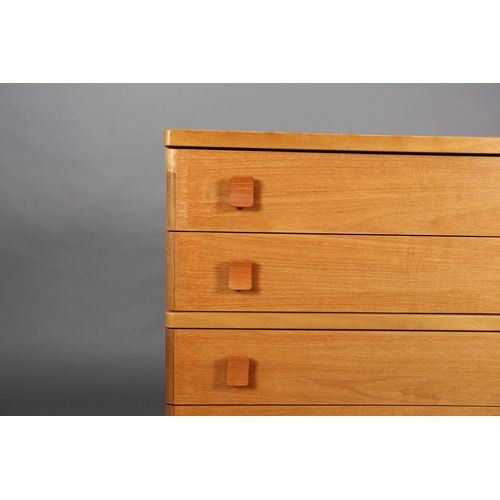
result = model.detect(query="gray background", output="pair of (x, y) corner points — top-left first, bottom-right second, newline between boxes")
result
(1, 84), (500, 415)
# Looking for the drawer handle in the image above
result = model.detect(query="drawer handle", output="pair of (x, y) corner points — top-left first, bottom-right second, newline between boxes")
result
(230, 176), (254, 208)
(229, 259), (252, 291)
(226, 357), (250, 387)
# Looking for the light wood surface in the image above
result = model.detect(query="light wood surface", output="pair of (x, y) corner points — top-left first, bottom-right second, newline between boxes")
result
(173, 232), (500, 313)
(166, 312), (500, 331)
(166, 329), (174, 404)
(169, 405), (500, 416)
(164, 129), (500, 154)
(166, 232), (175, 311)
(165, 129), (500, 416)
(166, 148), (176, 231)
(228, 259), (252, 291)
(230, 176), (254, 208)
(173, 149), (500, 236)
(172, 330), (500, 406)
(226, 357), (250, 386)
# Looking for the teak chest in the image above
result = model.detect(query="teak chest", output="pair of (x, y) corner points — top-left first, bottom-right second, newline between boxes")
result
(165, 129), (500, 416)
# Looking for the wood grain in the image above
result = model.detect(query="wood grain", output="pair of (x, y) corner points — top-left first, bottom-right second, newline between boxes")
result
(166, 147), (176, 231)
(174, 232), (500, 313)
(173, 330), (500, 406)
(173, 149), (500, 236)
(226, 357), (250, 386)
(171, 405), (500, 416)
(166, 311), (500, 331)
(230, 176), (254, 208)
(167, 232), (175, 311)
(166, 329), (174, 404)
(164, 129), (500, 154)
(228, 260), (252, 291)
(165, 130), (500, 416)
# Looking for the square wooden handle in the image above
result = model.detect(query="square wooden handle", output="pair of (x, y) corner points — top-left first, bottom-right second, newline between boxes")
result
(230, 176), (254, 208)
(229, 260), (252, 290)
(227, 357), (250, 386)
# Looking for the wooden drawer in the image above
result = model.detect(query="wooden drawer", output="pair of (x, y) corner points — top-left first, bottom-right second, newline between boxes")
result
(172, 232), (500, 313)
(168, 405), (500, 416)
(169, 149), (500, 236)
(168, 329), (500, 406)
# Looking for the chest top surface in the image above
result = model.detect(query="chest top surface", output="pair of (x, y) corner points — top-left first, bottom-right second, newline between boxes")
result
(164, 129), (500, 154)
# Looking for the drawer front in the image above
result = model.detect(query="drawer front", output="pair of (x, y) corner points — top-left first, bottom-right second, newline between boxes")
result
(171, 329), (500, 406)
(170, 149), (500, 236)
(169, 405), (500, 416)
(173, 232), (500, 313)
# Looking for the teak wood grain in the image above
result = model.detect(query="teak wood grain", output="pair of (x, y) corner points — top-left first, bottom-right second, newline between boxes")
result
(171, 330), (500, 406)
(226, 357), (250, 386)
(228, 259), (252, 291)
(166, 148), (176, 231)
(166, 232), (175, 311)
(165, 129), (500, 416)
(173, 232), (500, 313)
(167, 405), (500, 416)
(229, 176), (254, 208)
(166, 329), (174, 404)
(166, 311), (500, 331)
(172, 149), (500, 236)
(164, 129), (500, 154)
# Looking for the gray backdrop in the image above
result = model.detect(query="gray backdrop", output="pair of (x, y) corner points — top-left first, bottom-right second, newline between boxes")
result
(1, 84), (500, 415)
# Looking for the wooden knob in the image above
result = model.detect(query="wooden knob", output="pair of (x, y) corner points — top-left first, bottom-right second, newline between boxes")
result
(229, 260), (252, 291)
(227, 357), (250, 386)
(230, 176), (254, 208)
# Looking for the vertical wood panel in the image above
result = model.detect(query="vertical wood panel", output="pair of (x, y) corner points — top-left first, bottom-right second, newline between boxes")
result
(167, 232), (175, 311)
(166, 329), (174, 405)
(166, 148), (176, 231)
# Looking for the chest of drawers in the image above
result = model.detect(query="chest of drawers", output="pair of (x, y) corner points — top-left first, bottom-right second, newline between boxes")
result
(165, 129), (500, 416)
